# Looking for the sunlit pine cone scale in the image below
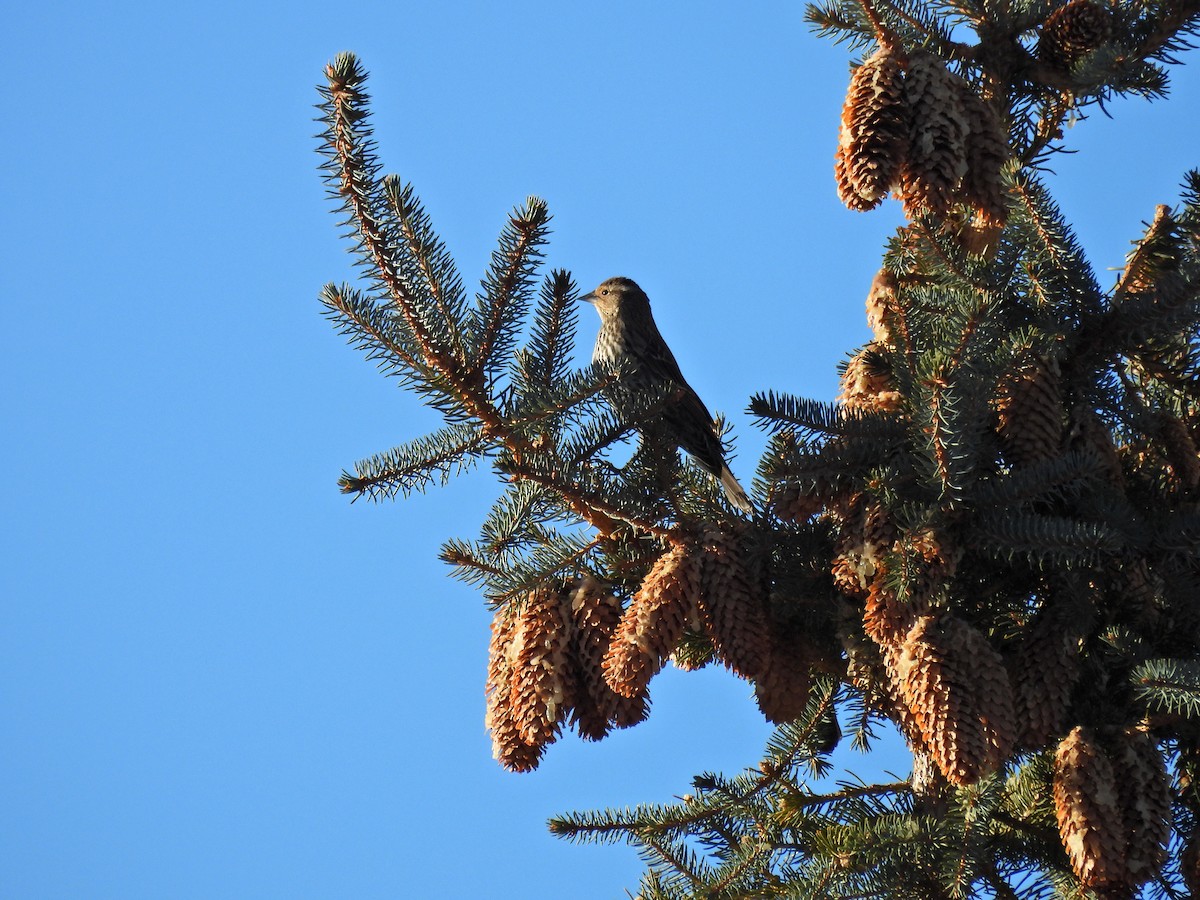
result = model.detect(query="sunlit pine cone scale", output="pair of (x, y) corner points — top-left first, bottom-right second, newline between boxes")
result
(835, 147), (880, 211)
(1039, 0), (1113, 71)
(899, 614), (1016, 785)
(485, 605), (546, 772)
(898, 52), (970, 219)
(509, 586), (574, 748)
(603, 543), (702, 698)
(1108, 728), (1171, 890)
(567, 575), (648, 739)
(835, 48), (909, 210)
(1053, 726), (1129, 893)
(698, 525), (771, 680)
(996, 352), (1065, 467)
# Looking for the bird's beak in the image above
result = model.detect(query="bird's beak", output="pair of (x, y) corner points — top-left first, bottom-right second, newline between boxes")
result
(579, 291), (596, 304)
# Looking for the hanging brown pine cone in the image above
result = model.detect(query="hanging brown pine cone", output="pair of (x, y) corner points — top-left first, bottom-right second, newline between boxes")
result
(996, 351), (1065, 467)
(1039, 0), (1113, 72)
(486, 604), (547, 772)
(1069, 408), (1125, 486)
(1158, 411), (1200, 490)
(899, 613), (1016, 785)
(1053, 726), (1128, 893)
(1117, 205), (1176, 297)
(1107, 727), (1171, 891)
(508, 585), (574, 749)
(956, 83), (1011, 231)
(753, 615), (815, 725)
(603, 542), (702, 698)
(567, 575), (649, 739)
(835, 47), (909, 211)
(839, 344), (903, 413)
(698, 524), (772, 680)
(1006, 593), (1084, 750)
(1184, 823), (1200, 896)
(865, 269), (900, 346)
(897, 52), (970, 219)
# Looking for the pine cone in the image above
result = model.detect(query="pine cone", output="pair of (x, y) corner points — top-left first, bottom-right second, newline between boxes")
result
(754, 618), (814, 725)
(865, 269), (899, 346)
(1106, 555), (1160, 629)
(1117, 205), (1175, 296)
(1053, 726), (1128, 893)
(956, 83), (1010, 229)
(863, 574), (922, 654)
(603, 543), (702, 698)
(996, 352), (1065, 467)
(698, 524), (771, 679)
(897, 52), (970, 219)
(1108, 728), (1171, 890)
(1158, 411), (1200, 490)
(835, 47), (909, 211)
(830, 494), (884, 598)
(1006, 594), (1084, 750)
(899, 614), (1016, 785)
(567, 575), (649, 739)
(1070, 408), (1125, 486)
(509, 585), (574, 748)
(839, 344), (903, 413)
(771, 482), (828, 523)
(1039, 1), (1113, 71)
(485, 605), (546, 772)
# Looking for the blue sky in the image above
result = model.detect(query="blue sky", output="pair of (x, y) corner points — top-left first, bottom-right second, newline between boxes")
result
(4, 2), (1198, 897)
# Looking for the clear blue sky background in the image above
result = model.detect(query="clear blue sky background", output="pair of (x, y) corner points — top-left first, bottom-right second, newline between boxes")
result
(4, 3), (1198, 897)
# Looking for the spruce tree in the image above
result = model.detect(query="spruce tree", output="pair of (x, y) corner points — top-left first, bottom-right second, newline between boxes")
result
(314, 2), (1200, 896)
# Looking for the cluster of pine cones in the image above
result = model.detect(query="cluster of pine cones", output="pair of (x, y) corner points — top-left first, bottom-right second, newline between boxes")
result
(769, 226), (1199, 892)
(834, 47), (1010, 227)
(1053, 725), (1172, 895)
(835, 1), (1115, 226)
(485, 525), (815, 771)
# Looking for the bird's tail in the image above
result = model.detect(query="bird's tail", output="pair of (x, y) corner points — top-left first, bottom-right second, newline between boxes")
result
(719, 464), (754, 514)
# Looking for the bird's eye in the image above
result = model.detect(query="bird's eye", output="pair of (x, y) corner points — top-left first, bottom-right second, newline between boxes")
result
(600, 289), (609, 296)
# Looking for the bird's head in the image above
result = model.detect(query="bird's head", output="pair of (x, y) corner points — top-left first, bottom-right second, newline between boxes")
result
(580, 277), (649, 319)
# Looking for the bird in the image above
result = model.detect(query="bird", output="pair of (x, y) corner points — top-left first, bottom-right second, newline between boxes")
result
(580, 276), (753, 514)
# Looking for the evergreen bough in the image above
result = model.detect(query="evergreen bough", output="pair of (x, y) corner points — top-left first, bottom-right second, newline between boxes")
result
(314, 2), (1200, 895)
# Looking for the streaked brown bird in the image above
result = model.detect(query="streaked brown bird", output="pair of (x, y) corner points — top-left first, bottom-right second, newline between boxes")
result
(581, 277), (753, 514)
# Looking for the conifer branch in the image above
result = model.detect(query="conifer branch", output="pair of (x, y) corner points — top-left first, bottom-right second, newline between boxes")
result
(338, 423), (488, 500)
(497, 460), (679, 543)
(468, 198), (550, 384)
(750, 391), (905, 439)
(382, 176), (468, 364)
(1133, 658), (1200, 717)
(782, 780), (912, 811)
(321, 55), (458, 378)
